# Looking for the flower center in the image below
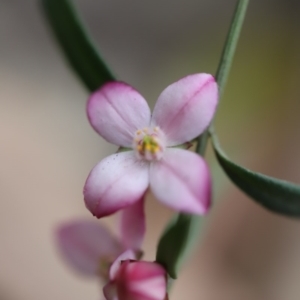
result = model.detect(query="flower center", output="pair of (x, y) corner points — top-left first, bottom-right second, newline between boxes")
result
(133, 127), (165, 161)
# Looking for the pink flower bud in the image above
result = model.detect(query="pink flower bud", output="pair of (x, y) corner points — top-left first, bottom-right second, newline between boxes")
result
(104, 260), (167, 300)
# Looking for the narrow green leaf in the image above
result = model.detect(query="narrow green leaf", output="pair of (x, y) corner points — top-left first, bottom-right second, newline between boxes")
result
(211, 129), (300, 217)
(41, 0), (115, 91)
(196, 0), (249, 155)
(156, 214), (202, 279)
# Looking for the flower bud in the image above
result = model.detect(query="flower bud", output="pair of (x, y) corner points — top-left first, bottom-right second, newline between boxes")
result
(104, 260), (167, 300)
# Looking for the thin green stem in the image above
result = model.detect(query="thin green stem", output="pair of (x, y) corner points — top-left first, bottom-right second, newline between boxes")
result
(196, 0), (249, 155)
(160, 0), (250, 283)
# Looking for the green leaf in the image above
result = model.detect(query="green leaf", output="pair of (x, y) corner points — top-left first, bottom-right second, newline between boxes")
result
(211, 129), (300, 217)
(41, 0), (115, 92)
(205, 0), (300, 218)
(156, 214), (202, 279)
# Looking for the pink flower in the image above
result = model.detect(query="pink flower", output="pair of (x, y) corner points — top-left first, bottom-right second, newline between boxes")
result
(55, 201), (167, 300)
(104, 257), (167, 300)
(84, 73), (218, 218)
(55, 200), (145, 279)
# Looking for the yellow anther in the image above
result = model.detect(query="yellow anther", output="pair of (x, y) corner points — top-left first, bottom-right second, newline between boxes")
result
(134, 127), (164, 160)
(151, 147), (158, 153)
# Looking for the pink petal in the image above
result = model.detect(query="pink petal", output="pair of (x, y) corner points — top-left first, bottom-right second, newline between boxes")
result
(87, 82), (151, 147)
(151, 74), (218, 146)
(103, 282), (118, 300)
(119, 198), (146, 250)
(116, 261), (167, 300)
(150, 148), (211, 214)
(55, 219), (122, 277)
(84, 151), (150, 218)
(109, 250), (137, 280)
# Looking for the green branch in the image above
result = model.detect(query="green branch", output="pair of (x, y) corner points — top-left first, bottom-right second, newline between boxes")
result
(157, 0), (250, 280)
(196, 0), (249, 155)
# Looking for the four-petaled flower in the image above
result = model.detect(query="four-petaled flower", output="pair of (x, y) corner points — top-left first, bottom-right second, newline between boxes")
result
(84, 73), (218, 218)
(55, 201), (167, 300)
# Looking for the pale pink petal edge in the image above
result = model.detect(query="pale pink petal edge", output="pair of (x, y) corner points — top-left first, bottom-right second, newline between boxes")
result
(87, 81), (151, 147)
(151, 73), (218, 146)
(84, 151), (150, 218)
(150, 148), (211, 214)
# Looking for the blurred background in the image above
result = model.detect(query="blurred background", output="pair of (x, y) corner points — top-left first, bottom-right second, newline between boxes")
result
(1, 0), (300, 299)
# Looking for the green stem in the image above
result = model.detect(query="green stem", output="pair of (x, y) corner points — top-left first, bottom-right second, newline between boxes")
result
(196, 0), (249, 155)
(157, 0), (250, 282)
(41, 0), (115, 92)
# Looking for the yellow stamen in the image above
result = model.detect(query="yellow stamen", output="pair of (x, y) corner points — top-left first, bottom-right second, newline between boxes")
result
(152, 146), (159, 153)
(134, 127), (164, 160)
